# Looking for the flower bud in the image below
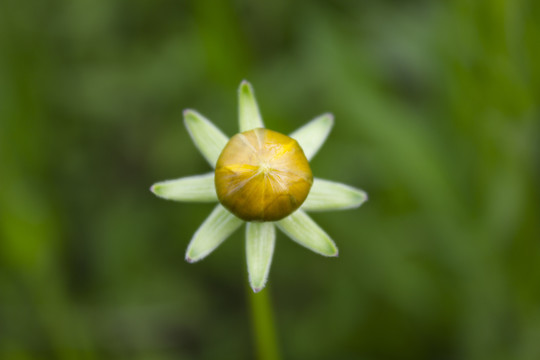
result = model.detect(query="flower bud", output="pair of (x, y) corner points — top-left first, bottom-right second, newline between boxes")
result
(215, 128), (313, 221)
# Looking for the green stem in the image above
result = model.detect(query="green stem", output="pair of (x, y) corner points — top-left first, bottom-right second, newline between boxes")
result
(248, 286), (281, 360)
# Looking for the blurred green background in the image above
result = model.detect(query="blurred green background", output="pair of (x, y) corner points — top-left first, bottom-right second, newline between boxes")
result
(1, 0), (539, 359)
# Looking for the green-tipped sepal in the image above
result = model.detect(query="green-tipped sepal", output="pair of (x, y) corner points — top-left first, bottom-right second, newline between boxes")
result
(289, 113), (334, 161)
(246, 222), (276, 292)
(238, 80), (264, 132)
(185, 205), (243, 262)
(277, 210), (338, 257)
(150, 173), (217, 202)
(184, 109), (228, 168)
(302, 178), (367, 212)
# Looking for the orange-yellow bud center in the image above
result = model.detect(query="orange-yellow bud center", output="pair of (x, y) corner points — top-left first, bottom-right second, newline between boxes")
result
(215, 128), (313, 222)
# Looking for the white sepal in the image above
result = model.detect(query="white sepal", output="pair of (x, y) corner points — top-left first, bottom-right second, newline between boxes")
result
(289, 113), (334, 160)
(184, 109), (228, 168)
(246, 222), (276, 293)
(238, 80), (264, 132)
(150, 173), (217, 202)
(185, 204), (243, 262)
(302, 178), (367, 212)
(276, 210), (338, 257)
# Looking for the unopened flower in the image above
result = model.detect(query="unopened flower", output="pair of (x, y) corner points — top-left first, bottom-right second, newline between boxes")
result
(151, 81), (367, 292)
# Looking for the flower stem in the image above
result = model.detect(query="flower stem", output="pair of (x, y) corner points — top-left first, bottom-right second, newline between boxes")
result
(248, 286), (281, 360)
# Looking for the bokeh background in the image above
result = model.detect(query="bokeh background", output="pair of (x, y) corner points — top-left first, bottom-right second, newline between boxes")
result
(1, 0), (539, 359)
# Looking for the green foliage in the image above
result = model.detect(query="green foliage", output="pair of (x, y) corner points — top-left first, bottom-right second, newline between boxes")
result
(1, 0), (539, 359)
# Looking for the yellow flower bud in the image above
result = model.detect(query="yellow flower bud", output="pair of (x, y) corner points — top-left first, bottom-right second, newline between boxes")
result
(215, 128), (313, 222)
